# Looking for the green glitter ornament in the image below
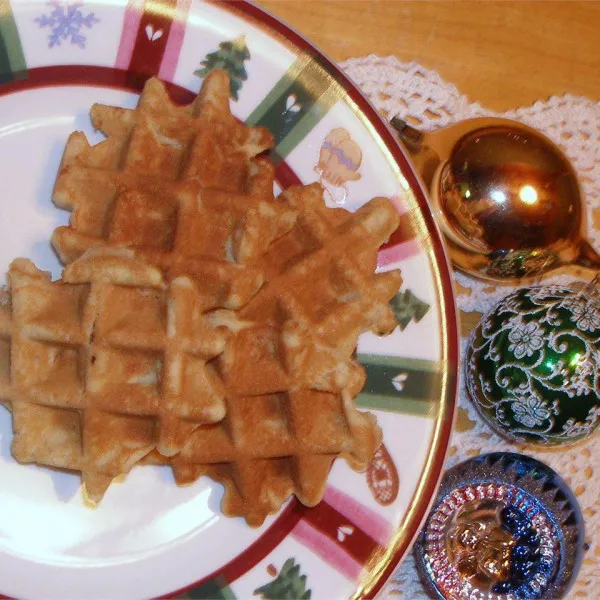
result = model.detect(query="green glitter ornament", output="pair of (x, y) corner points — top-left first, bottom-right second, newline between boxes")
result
(465, 284), (600, 445)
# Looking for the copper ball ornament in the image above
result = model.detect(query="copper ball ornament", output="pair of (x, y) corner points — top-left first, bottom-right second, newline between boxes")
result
(392, 117), (599, 283)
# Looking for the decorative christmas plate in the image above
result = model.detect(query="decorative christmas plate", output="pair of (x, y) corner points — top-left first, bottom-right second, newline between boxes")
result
(0, 1), (458, 598)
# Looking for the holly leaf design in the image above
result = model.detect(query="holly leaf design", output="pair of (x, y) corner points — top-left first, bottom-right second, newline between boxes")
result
(254, 558), (312, 599)
(389, 289), (430, 331)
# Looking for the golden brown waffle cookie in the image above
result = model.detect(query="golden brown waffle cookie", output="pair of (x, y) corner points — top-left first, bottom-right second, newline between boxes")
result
(245, 183), (402, 342)
(51, 71), (290, 309)
(1, 70), (404, 524)
(0, 248), (231, 502)
(170, 187), (402, 526)
(173, 390), (382, 527)
(0, 187), (401, 520)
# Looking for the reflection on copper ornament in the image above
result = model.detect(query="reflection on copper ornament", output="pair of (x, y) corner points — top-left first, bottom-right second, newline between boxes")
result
(314, 128), (362, 207)
(392, 116), (600, 283)
(366, 443), (399, 506)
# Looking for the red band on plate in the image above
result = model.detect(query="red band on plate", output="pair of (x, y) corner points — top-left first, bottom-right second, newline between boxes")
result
(158, 0), (192, 81)
(119, 0), (177, 80)
(292, 493), (383, 579)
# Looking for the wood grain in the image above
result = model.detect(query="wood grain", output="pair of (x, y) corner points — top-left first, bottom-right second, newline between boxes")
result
(256, 1), (600, 112)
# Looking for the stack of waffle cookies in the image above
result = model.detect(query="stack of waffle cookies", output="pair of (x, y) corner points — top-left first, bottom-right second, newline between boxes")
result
(0, 70), (402, 526)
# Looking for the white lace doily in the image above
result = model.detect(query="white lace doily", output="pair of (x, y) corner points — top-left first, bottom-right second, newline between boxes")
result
(340, 55), (600, 599)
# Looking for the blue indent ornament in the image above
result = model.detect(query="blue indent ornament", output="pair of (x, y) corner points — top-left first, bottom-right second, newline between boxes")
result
(414, 453), (584, 600)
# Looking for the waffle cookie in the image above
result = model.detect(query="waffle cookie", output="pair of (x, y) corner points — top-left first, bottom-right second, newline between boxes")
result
(0, 70), (406, 525)
(247, 183), (402, 340)
(170, 184), (402, 525)
(51, 70), (291, 309)
(0, 248), (233, 502)
(173, 390), (382, 527)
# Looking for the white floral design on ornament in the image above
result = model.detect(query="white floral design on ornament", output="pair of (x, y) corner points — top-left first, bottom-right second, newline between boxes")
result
(511, 393), (552, 428)
(507, 321), (544, 359)
(498, 294), (523, 314)
(561, 405), (600, 438)
(563, 297), (600, 332)
(562, 357), (594, 397)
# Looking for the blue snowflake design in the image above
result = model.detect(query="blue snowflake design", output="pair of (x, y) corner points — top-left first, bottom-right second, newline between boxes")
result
(35, 2), (100, 49)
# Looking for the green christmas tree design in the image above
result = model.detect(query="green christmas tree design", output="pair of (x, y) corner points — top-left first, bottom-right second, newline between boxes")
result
(254, 558), (312, 599)
(194, 35), (251, 101)
(389, 289), (431, 331)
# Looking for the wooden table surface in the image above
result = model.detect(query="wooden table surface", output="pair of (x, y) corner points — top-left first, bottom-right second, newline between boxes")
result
(256, 1), (600, 113)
